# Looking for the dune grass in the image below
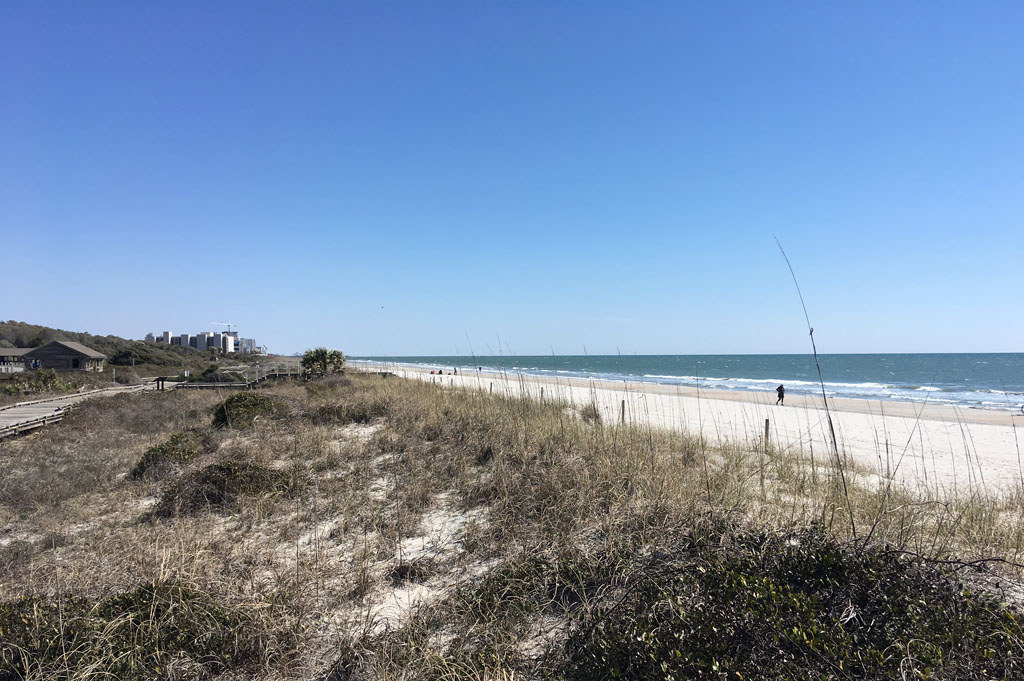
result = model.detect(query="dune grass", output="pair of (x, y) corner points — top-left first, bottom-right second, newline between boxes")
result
(0, 373), (1022, 679)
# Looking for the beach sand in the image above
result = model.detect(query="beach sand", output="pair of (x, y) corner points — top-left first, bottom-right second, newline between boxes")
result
(353, 361), (1024, 492)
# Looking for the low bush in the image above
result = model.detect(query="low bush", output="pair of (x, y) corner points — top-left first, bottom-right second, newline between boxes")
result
(369, 520), (1024, 679)
(130, 428), (215, 479)
(211, 391), (288, 428)
(578, 402), (602, 425)
(0, 580), (289, 680)
(560, 526), (1024, 681)
(0, 370), (74, 398)
(153, 461), (297, 517)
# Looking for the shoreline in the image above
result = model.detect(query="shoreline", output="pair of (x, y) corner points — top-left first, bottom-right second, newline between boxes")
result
(353, 361), (1019, 427)
(350, 355), (1024, 416)
(352, 360), (1024, 491)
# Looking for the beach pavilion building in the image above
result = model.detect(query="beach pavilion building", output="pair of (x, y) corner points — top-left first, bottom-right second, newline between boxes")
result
(23, 341), (107, 372)
(0, 348), (31, 374)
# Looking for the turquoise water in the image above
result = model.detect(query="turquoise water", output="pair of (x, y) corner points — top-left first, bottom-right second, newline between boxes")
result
(353, 354), (1024, 412)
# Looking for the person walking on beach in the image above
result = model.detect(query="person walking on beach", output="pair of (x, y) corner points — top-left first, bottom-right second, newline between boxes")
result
(776, 384), (785, 406)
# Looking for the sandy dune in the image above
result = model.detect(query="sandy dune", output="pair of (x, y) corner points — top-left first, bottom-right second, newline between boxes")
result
(353, 361), (1024, 493)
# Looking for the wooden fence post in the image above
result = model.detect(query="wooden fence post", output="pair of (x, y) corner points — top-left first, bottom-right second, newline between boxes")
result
(620, 400), (626, 424)
(761, 418), (769, 499)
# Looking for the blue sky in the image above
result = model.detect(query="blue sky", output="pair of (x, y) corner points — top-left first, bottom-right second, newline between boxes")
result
(2, 2), (1022, 355)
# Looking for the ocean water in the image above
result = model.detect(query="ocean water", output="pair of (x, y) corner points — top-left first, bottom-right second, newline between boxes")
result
(352, 354), (1024, 412)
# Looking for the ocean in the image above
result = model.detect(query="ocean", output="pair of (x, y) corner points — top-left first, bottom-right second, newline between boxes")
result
(352, 354), (1024, 412)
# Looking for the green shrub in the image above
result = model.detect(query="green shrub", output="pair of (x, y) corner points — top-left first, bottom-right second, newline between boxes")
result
(130, 429), (214, 479)
(0, 581), (286, 680)
(561, 527), (1024, 681)
(153, 461), (296, 517)
(211, 391), (287, 428)
(579, 402), (602, 425)
(0, 370), (73, 398)
(301, 347), (345, 377)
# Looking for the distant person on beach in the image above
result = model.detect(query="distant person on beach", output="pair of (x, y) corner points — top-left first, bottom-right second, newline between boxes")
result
(776, 384), (785, 405)
(453, 367), (458, 375)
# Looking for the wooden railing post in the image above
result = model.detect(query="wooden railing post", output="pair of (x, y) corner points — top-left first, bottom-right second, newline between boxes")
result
(761, 418), (769, 500)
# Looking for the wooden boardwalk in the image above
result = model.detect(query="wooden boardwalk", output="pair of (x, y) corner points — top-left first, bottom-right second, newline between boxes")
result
(0, 370), (304, 438)
(0, 385), (149, 439)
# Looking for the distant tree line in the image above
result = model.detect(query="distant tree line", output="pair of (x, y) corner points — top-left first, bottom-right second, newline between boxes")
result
(0, 320), (204, 367)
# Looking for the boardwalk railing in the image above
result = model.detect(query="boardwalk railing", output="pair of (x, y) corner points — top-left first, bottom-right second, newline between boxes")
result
(0, 372), (300, 439)
(0, 385), (146, 439)
(164, 370), (304, 390)
(0, 387), (125, 412)
(0, 410), (70, 438)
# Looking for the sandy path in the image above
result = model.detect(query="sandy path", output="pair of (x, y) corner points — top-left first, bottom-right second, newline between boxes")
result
(353, 362), (1024, 493)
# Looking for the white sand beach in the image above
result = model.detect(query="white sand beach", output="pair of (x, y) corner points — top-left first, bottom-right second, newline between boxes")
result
(353, 361), (1024, 493)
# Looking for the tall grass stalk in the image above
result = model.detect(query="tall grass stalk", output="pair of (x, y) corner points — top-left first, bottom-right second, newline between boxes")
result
(776, 237), (857, 538)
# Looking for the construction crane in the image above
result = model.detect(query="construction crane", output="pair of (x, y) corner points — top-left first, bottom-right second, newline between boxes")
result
(210, 321), (235, 333)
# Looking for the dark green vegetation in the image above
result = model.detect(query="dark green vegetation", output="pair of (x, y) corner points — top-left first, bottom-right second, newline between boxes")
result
(301, 346), (346, 377)
(371, 522), (1024, 680)
(562, 525), (1020, 680)
(0, 320), (205, 367)
(211, 390), (289, 427)
(0, 581), (292, 681)
(1, 374), (1022, 680)
(130, 428), (214, 479)
(578, 401), (602, 424)
(0, 370), (73, 398)
(145, 394), (297, 515)
(0, 368), (141, 407)
(152, 461), (296, 517)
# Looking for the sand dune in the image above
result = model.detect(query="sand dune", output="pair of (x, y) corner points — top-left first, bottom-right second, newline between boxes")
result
(353, 362), (1024, 492)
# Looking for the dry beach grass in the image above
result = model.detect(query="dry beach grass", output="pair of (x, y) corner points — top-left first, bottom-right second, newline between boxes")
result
(1, 373), (1023, 679)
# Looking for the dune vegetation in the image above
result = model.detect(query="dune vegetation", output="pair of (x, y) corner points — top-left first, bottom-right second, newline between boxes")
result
(1, 372), (1022, 680)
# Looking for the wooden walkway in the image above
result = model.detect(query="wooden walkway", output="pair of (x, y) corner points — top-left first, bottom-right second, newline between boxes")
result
(0, 385), (149, 439)
(0, 370), (304, 439)
(166, 369), (303, 390)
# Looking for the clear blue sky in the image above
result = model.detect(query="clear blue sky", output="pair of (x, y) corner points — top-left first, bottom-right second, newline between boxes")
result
(3, 2), (1022, 355)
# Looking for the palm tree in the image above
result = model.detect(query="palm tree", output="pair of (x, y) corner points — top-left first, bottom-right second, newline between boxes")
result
(301, 347), (346, 377)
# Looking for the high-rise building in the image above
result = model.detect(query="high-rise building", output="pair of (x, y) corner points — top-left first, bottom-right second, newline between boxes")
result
(144, 328), (257, 353)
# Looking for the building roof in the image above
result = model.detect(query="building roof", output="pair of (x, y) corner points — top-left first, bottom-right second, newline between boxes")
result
(0, 348), (32, 357)
(25, 340), (107, 359)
